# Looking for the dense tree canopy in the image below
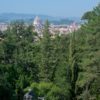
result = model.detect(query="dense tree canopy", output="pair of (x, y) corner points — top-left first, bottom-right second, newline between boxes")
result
(0, 4), (100, 100)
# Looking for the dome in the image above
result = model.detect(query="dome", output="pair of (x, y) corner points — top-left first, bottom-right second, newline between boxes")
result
(33, 16), (42, 25)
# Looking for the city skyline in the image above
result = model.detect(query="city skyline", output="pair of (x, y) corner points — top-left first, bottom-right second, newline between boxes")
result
(0, 0), (99, 17)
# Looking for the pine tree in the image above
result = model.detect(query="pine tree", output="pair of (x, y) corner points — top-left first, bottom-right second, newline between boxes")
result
(76, 4), (100, 99)
(39, 20), (52, 82)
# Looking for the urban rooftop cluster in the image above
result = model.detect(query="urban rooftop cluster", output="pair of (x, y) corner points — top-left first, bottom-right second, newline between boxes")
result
(0, 16), (81, 37)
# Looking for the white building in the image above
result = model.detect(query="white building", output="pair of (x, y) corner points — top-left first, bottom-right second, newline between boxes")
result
(0, 23), (8, 31)
(33, 16), (43, 36)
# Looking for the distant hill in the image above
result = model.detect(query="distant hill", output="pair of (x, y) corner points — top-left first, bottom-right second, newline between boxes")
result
(0, 13), (81, 24)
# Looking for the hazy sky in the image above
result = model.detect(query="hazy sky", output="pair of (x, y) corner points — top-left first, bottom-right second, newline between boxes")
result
(0, 0), (99, 17)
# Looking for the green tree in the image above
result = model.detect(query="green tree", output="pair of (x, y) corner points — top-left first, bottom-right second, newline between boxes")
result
(39, 20), (53, 82)
(76, 4), (100, 100)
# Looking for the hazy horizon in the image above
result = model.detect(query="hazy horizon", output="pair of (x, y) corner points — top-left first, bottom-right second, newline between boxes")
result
(0, 12), (82, 19)
(0, 0), (99, 17)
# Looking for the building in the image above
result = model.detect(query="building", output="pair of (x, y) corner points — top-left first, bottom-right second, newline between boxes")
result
(0, 23), (8, 31)
(33, 16), (43, 36)
(49, 22), (81, 36)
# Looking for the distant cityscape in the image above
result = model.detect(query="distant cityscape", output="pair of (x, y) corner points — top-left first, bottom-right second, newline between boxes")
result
(33, 16), (81, 37)
(0, 16), (81, 36)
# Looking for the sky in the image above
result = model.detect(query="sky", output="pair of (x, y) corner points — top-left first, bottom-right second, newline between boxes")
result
(0, 0), (100, 17)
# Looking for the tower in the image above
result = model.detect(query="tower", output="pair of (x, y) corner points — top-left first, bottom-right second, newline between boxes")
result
(33, 16), (43, 36)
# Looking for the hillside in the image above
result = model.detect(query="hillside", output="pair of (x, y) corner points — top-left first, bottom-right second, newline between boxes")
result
(0, 13), (81, 24)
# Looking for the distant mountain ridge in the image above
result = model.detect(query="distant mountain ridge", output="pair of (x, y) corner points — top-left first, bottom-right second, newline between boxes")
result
(0, 13), (81, 24)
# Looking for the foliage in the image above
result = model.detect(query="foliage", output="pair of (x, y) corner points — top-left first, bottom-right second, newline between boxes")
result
(24, 82), (68, 100)
(0, 3), (100, 100)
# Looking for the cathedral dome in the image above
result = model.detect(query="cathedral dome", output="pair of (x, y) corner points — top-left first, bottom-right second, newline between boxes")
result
(33, 16), (42, 26)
